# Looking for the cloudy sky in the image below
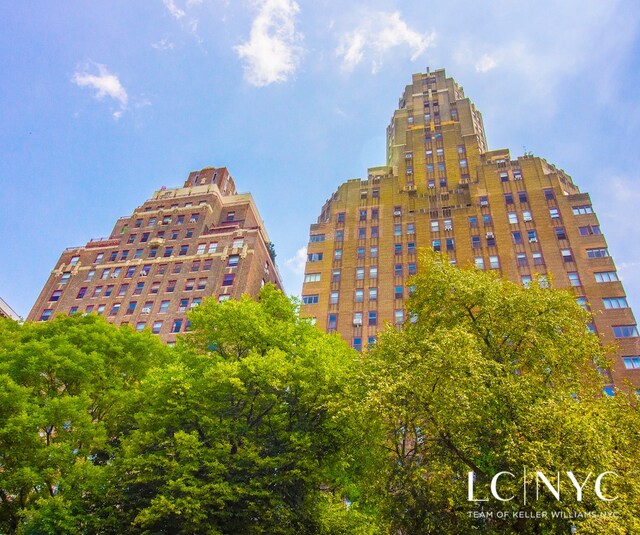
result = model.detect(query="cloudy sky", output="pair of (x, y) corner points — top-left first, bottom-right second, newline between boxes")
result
(1, 0), (639, 318)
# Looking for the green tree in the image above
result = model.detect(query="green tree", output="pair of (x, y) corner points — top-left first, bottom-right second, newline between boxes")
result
(113, 285), (374, 534)
(357, 252), (640, 534)
(0, 314), (167, 534)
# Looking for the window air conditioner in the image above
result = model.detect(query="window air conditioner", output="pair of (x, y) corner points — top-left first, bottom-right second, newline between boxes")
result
(486, 232), (494, 239)
(190, 218), (197, 223)
(353, 319), (362, 326)
(523, 216), (532, 222)
(190, 303), (198, 308)
(480, 200), (488, 206)
(141, 308), (150, 314)
(110, 274), (119, 278)
(140, 271), (148, 276)
(444, 225), (453, 231)
(529, 238), (538, 243)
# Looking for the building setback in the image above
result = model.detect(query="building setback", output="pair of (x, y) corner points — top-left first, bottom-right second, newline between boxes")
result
(28, 167), (282, 344)
(300, 68), (640, 389)
(0, 297), (20, 320)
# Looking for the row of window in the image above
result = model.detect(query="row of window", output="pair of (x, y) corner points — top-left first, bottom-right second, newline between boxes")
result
(303, 285), (415, 305)
(133, 213), (201, 228)
(303, 263), (418, 285)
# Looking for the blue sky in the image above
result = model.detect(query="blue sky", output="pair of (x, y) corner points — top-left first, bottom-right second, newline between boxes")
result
(1, 0), (639, 319)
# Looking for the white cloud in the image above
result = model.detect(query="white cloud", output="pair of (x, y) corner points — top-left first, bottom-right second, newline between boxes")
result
(152, 38), (175, 50)
(284, 246), (307, 277)
(336, 11), (435, 73)
(71, 63), (128, 115)
(235, 0), (303, 87)
(475, 53), (497, 73)
(163, 0), (185, 19)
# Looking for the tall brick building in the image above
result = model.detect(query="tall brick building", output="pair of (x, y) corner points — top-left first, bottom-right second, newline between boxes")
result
(300, 68), (639, 389)
(28, 167), (282, 344)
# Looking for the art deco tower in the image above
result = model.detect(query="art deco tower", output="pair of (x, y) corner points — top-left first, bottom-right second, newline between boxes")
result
(300, 68), (639, 389)
(29, 167), (282, 344)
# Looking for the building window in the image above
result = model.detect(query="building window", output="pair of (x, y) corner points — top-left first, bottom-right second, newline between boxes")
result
(191, 260), (201, 272)
(148, 217), (156, 227)
(572, 205), (593, 215)
(518, 192), (528, 203)
(151, 321), (162, 334)
(228, 255), (240, 267)
(475, 257), (484, 270)
(522, 275), (532, 287)
(302, 295), (319, 305)
(613, 325), (639, 338)
(141, 232), (149, 243)
(406, 223), (415, 235)
(532, 252), (544, 266)
(353, 338), (362, 352)
(512, 231), (523, 245)
(371, 226), (379, 238)
(304, 273), (321, 283)
(328, 314), (337, 330)
(500, 172), (509, 182)
(76, 287), (87, 299)
(471, 236), (481, 248)
(561, 249), (574, 262)
(489, 256), (500, 269)
(394, 310), (404, 324)
(171, 319), (183, 333)
(408, 263), (417, 275)
(394, 286), (403, 299)
(357, 228), (366, 240)
(369, 288), (378, 301)
(553, 227), (567, 240)
(446, 238), (455, 251)
(178, 245), (188, 256)
(125, 301), (136, 315)
(508, 212), (518, 224)
(526, 230), (538, 243)
(568, 272), (581, 287)
(109, 303), (120, 316)
(310, 234), (326, 243)
(149, 282), (160, 295)
(623, 357), (640, 370)
(522, 211), (532, 222)
(595, 271), (618, 283)
(432, 239), (441, 252)
(544, 189), (555, 200)
(353, 312), (363, 326)
(334, 250), (342, 260)
(431, 220), (440, 232)
(603, 297), (629, 309)
(197, 278), (207, 290)
(483, 215), (492, 227)
(394, 264), (403, 277)
(163, 247), (173, 258)
(222, 274), (235, 286)
(368, 311), (377, 326)
(579, 225), (601, 236)
(468, 217), (477, 229)
(124, 266), (135, 278)
(370, 246), (378, 258)
(49, 290), (63, 301)
(355, 289), (364, 303)
(356, 267), (365, 280)
(587, 248), (609, 259)
(394, 244), (402, 256)
(185, 279), (195, 291)
(109, 252), (118, 262)
(408, 242), (416, 255)
(504, 193), (514, 205)
(196, 243), (206, 255)
(337, 212), (346, 223)
(165, 280), (176, 293)
(158, 301), (169, 313)
(332, 270), (341, 282)
(359, 209), (367, 221)
(308, 252), (323, 262)
(517, 253), (527, 267)
(133, 282), (144, 295)
(330, 292), (339, 305)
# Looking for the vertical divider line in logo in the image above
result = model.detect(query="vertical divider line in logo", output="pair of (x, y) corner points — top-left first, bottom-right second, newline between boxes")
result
(523, 467), (527, 506)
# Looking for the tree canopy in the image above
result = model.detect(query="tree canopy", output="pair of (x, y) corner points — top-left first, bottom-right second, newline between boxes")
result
(1, 268), (638, 534)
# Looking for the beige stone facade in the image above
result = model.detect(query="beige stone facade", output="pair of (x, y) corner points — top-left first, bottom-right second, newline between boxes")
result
(301, 69), (639, 389)
(28, 167), (282, 344)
